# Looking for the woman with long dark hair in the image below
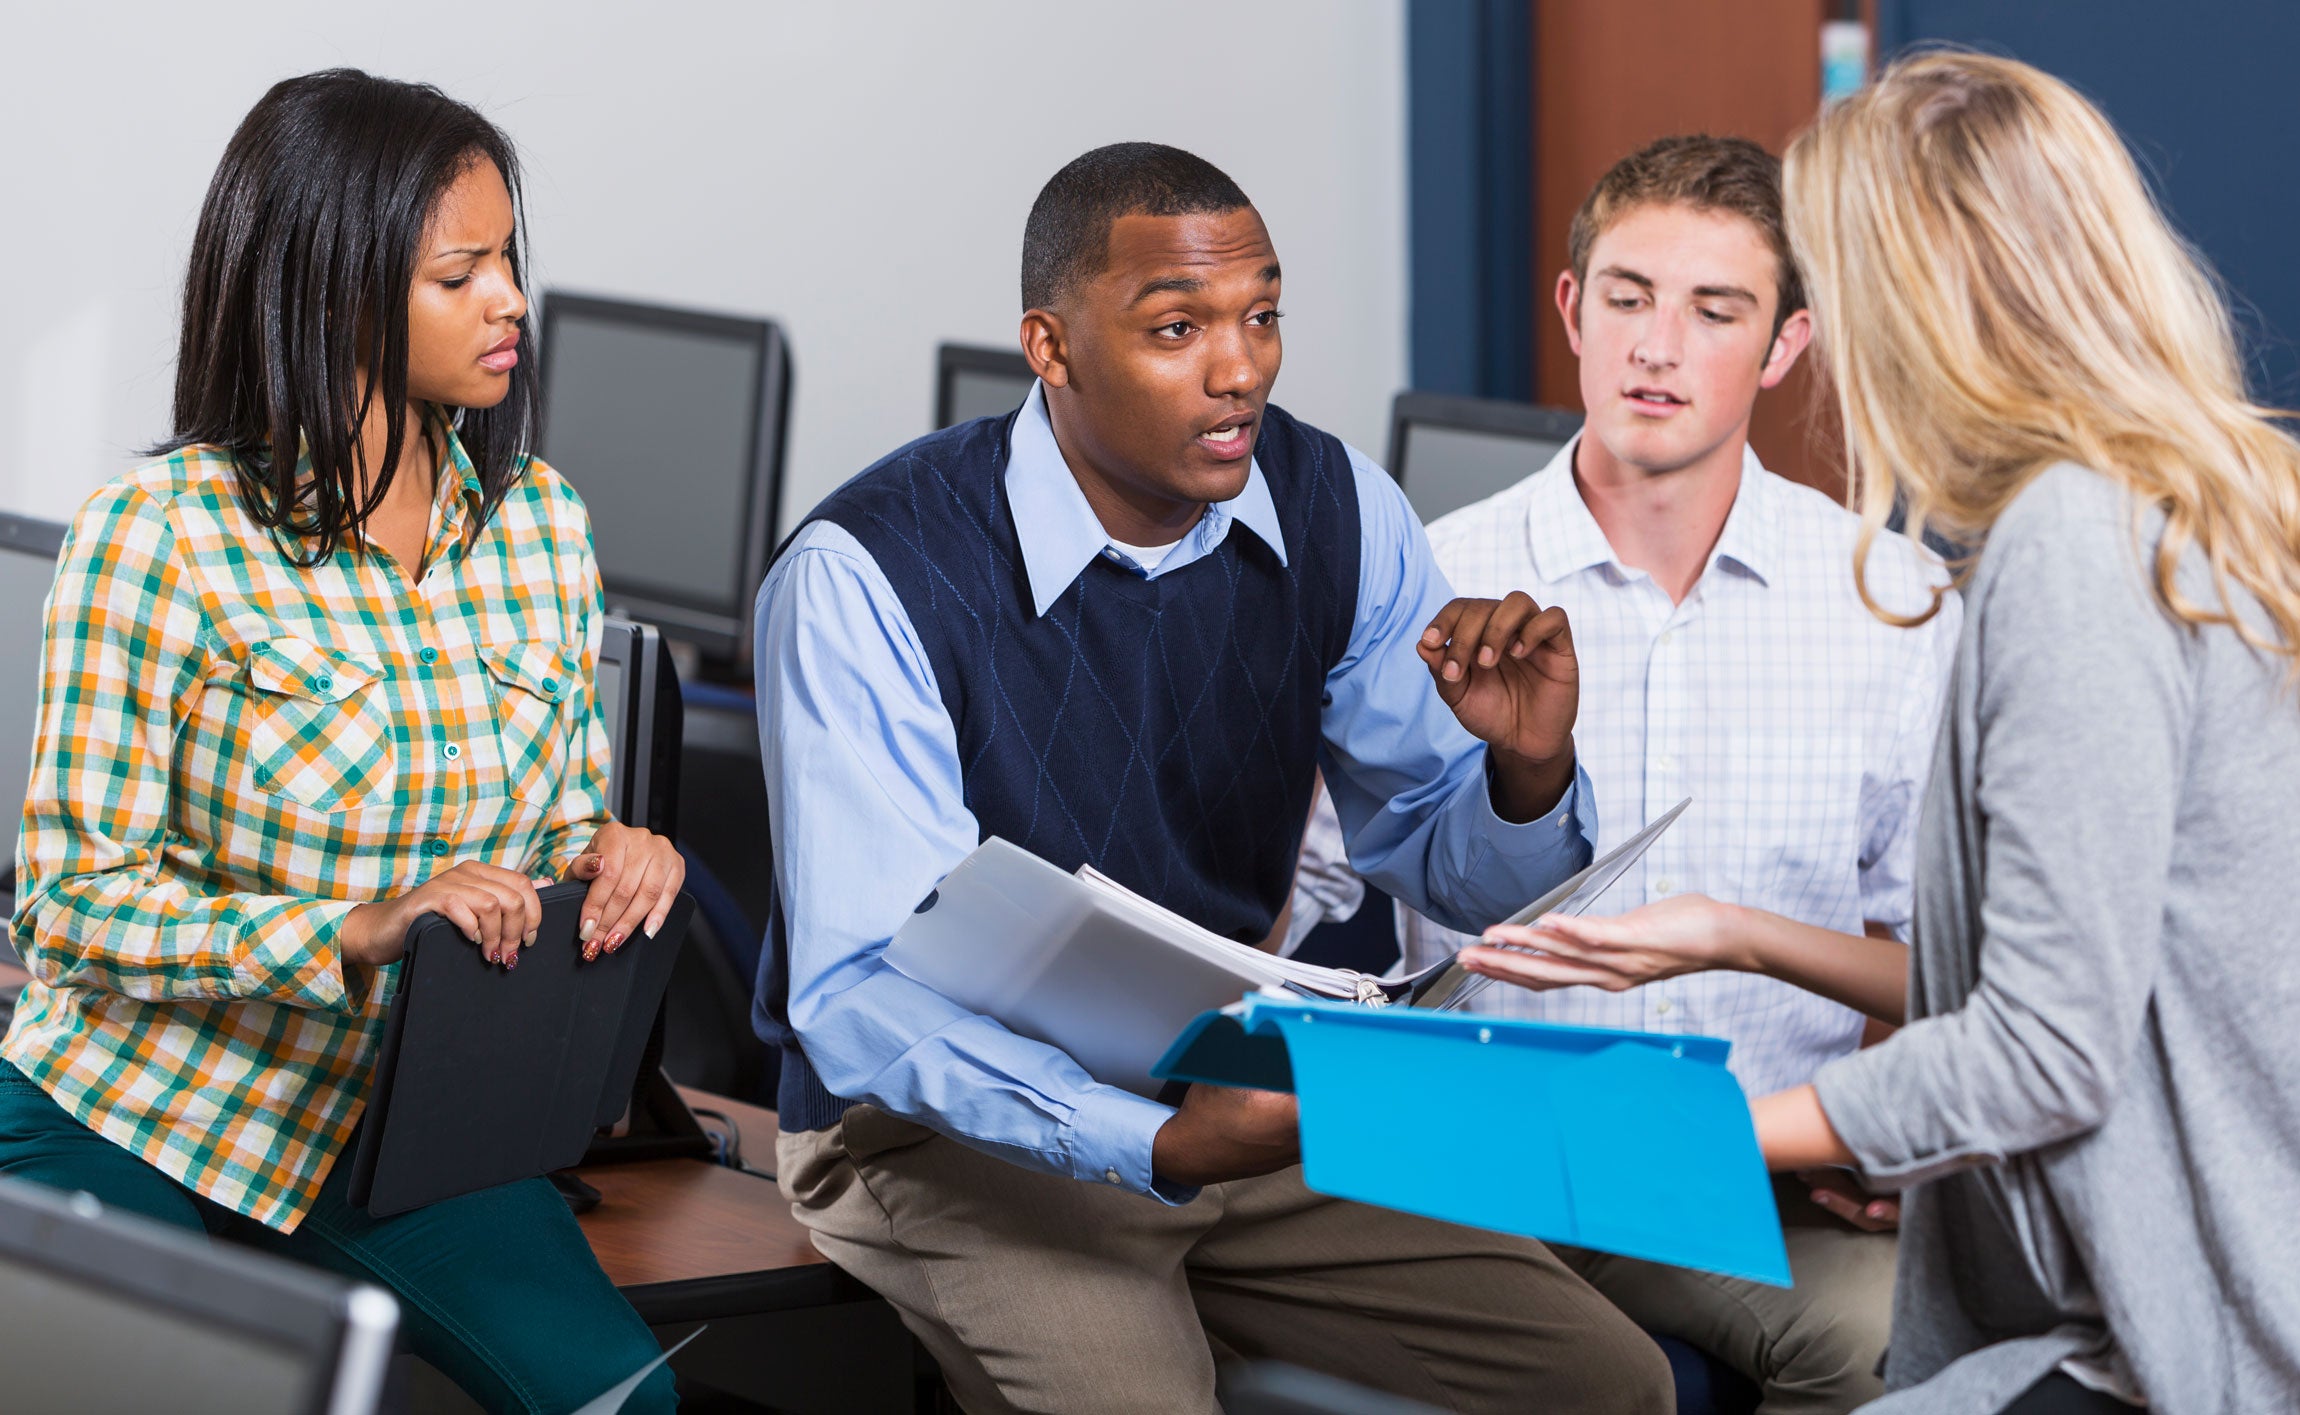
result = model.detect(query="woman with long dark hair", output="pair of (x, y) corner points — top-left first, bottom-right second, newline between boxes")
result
(0, 70), (679, 1412)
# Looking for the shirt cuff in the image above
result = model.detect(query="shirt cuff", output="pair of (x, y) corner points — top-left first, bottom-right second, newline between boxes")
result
(232, 899), (366, 1012)
(1064, 1085), (1199, 1205)
(1477, 754), (1597, 859)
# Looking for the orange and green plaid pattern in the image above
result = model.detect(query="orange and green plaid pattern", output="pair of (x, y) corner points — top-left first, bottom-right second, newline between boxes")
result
(3, 431), (613, 1231)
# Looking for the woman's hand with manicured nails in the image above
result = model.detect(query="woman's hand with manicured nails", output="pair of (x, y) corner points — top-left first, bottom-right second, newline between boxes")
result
(567, 821), (685, 961)
(1460, 892), (1750, 993)
(339, 861), (545, 970)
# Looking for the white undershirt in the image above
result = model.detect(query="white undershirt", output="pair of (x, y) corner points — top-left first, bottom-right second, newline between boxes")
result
(1104, 536), (1185, 573)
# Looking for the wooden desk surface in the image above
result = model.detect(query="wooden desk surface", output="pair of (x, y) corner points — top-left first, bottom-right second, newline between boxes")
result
(576, 1152), (821, 1289)
(576, 1086), (835, 1297)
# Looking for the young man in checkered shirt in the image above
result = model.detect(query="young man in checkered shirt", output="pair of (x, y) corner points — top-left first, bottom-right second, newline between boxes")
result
(1295, 136), (1961, 1413)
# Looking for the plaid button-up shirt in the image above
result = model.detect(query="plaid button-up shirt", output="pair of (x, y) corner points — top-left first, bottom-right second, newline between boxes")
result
(4, 430), (612, 1230)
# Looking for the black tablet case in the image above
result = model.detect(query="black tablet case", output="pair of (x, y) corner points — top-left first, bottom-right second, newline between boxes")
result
(347, 882), (696, 1216)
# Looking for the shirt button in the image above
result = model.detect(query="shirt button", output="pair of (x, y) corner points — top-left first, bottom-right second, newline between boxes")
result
(313, 675), (334, 693)
(418, 647), (440, 666)
(442, 742), (462, 761)
(424, 838), (450, 857)
(1104, 1169), (1122, 1185)
(1656, 630), (1674, 648)
(1557, 814), (1572, 830)
(1656, 754), (1677, 772)
(251, 641), (272, 656)
(1656, 999), (1675, 1016)
(540, 677), (560, 695)
(1654, 877), (1677, 895)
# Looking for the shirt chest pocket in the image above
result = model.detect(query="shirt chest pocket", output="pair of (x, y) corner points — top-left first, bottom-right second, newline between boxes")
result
(479, 642), (577, 801)
(242, 636), (396, 813)
(1715, 729), (1866, 919)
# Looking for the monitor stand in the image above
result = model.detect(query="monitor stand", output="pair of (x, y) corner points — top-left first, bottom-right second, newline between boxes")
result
(580, 1010), (715, 1165)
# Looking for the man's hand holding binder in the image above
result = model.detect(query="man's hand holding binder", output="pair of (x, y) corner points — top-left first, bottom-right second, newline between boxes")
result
(1153, 1085), (1301, 1187)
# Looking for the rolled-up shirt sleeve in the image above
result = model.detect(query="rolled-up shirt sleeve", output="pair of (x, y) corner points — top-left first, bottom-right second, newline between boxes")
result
(757, 523), (1191, 1202)
(1317, 447), (1595, 934)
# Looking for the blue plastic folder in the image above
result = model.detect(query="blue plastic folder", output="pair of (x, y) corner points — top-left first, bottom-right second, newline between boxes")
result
(1153, 993), (1791, 1286)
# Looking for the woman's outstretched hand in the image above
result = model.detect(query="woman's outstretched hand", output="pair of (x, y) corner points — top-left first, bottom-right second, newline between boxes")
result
(1459, 893), (1752, 993)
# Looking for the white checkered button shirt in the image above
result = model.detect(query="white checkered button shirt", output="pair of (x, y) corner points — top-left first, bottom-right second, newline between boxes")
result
(1378, 437), (1959, 1096)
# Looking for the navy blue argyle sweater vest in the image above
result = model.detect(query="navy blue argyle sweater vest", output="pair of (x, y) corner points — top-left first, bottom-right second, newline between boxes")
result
(762, 403), (1363, 1129)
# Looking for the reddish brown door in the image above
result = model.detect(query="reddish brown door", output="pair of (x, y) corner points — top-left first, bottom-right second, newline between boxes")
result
(1533, 0), (1843, 498)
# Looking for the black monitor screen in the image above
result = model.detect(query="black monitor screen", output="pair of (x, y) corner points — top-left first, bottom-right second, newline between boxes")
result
(945, 367), (1035, 426)
(0, 1257), (314, 1415)
(0, 529), (62, 884)
(543, 310), (762, 611)
(1398, 423), (1570, 525)
(594, 653), (627, 814)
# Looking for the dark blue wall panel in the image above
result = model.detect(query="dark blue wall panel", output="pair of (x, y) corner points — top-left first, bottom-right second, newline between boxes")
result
(1879, 1), (2300, 404)
(1408, 0), (1532, 402)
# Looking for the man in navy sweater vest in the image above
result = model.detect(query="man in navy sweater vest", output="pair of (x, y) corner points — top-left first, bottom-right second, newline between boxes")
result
(754, 143), (1672, 1413)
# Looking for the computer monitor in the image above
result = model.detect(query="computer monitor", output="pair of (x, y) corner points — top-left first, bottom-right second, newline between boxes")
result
(0, 512), (65, 900)
(0, 1173), (396, 1415)
(536, 292), (792, 665)
(595, 617), (681, 838)
(1385, 393), (1583, 525)
(934, 343), (1036, 429)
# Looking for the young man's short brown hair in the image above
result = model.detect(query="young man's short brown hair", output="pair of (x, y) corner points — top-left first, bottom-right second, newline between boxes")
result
(1567, 134), (1804, 337)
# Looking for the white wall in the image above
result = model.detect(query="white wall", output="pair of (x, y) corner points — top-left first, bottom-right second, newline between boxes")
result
(0, 0), (1407, 530)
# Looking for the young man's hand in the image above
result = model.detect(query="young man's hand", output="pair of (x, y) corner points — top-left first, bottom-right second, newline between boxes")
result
(1152, 1084), (1300, 1187)
(1419, 591), (1579, 819)
(1798, 1168), (1900, 1231)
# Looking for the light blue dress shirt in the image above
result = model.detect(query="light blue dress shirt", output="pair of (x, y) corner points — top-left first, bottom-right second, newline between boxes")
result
(755, 384), (1594, 1201)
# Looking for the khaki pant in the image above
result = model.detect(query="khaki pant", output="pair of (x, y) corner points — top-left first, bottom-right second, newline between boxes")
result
(1558, 1175), (1895, 1415)
(779, 1105), (1673, 1415)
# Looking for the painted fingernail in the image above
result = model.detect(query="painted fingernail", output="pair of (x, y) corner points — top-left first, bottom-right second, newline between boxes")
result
(606, 930), (625, 952)
(523, 930), (536, 946)
(583, 941), (600, 961)
(505, 952), (518, 971)
(643, 921), (660, 940)
(580, 918), (598, 942)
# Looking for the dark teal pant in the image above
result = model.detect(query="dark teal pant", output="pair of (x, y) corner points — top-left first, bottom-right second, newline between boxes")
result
(0, 1062), (675, 1413)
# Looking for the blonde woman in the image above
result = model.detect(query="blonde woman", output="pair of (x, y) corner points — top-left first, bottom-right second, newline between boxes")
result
(1459, 52), (2300, 1414)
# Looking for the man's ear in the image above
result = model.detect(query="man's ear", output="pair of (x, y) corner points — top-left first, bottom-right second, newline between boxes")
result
(1553, 270), (1585, 359)
(1020, 308), (1071, 390)
(1758, 307), (1813, 390)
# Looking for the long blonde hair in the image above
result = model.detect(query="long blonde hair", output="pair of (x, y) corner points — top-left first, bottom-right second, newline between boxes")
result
(1785, 50), (2300, 670)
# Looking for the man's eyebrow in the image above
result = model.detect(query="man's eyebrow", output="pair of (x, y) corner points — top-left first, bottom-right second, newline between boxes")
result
(1125, 261), (1283, 308)
(1692, 283), (1760, 304)
(1594, 265), (1654, 290)
(1128, 274), (1205, 306)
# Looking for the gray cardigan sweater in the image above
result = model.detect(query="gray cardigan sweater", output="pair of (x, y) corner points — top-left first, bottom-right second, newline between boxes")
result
(1813, 464), (2300, 1412)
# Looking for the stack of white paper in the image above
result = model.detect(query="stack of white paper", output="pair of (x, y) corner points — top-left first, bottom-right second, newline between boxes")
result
(883, 799), (1688, 1098)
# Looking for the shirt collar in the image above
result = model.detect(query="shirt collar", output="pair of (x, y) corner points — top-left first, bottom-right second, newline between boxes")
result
(1005, 380), (1287, 618)
(431, 419), (486, 531)
(1524, 433), (1782, 588)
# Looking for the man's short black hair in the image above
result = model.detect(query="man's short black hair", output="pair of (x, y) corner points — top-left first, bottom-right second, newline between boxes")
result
(1021, 142), (1252, 311)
